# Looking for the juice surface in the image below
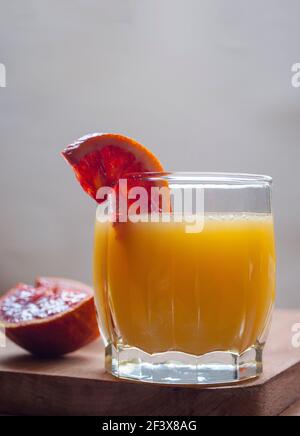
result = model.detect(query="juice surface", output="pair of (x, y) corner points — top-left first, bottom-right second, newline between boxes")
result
(94, 213), (275, 356)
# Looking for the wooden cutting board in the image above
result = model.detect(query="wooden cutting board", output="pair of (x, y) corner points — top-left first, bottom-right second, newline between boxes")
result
(0, 309), (300, 416)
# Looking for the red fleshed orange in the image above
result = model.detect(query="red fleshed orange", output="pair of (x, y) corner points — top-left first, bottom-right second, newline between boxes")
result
(0, 278), (99, 357)
(62, 133), (164, 204)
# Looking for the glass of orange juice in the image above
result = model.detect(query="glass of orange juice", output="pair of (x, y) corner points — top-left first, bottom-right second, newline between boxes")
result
(93, 173), (276, 385)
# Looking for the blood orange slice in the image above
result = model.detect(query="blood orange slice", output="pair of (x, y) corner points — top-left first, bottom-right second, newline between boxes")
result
(0, 278), (99, 357)
(61, 133), (164, 203)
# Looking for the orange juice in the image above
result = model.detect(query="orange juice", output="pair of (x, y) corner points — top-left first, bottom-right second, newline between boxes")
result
(94, 213), (275, 356)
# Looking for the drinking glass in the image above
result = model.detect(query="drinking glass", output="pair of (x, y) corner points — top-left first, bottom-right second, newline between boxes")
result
(93, 173), (276, 385)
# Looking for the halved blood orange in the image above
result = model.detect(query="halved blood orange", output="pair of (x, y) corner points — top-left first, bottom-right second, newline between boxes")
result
(0, 278), (99, 357)
(61, 133), (165, 204)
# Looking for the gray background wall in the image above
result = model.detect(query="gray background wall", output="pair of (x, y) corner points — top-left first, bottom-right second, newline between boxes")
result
(0, 0), (299, 307)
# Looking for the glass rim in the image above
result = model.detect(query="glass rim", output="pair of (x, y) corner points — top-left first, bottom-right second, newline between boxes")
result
(125, 172), (273, 185)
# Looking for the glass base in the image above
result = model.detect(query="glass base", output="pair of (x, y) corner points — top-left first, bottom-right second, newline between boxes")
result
(105, 343), (263, 385)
